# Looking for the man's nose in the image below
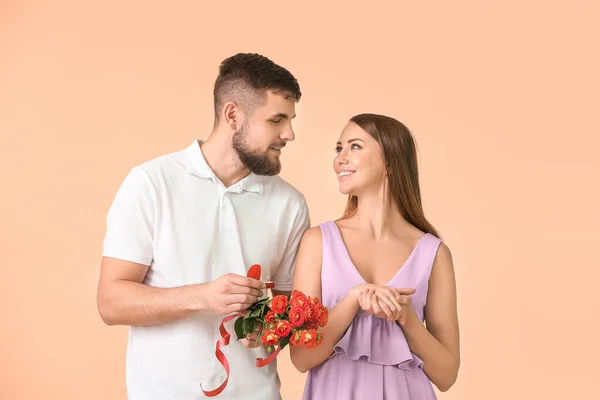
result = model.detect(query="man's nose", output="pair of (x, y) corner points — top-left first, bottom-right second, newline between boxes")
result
(280, 127), (295, 142)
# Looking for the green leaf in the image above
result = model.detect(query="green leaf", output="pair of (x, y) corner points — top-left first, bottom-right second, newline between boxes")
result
(243, 318), (255, 336)
(279, 336), (290, 350)
(253, 297), (270, 308)
(234, 317), (245, 340)
(246, 304), (259, 313)
(249, 307), (262, 318)
(256, 322), (264, 343)
(259, 304), (267, 318)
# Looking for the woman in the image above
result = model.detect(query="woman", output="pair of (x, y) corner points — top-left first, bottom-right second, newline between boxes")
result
(290, 114), (460, 399)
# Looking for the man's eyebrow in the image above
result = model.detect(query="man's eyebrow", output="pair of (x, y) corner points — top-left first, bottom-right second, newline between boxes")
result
(270, 113), (296, 119)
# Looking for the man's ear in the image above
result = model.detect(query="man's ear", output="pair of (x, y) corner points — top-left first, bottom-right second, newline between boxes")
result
(222, 102), (240, 130)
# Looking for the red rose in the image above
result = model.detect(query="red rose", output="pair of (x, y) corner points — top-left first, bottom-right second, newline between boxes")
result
(305, 321), (319, 330)
(304, 304), (316, 323)
(261, 330), (280, 346)
(265, 310), (276, 323)
(308, 296), (320, 306)
(291, 290), (309, 308)
(269, 295), (288, 314)
(299, 329), (319, 349)
(275, 320), (292, 337)
(315, 332), (324, 347)
(289, 306), (306, 327)
(315, 304), (329, 327)
(290, 331), (301, 346)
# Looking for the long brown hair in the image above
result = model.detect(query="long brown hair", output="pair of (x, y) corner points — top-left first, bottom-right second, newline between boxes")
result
(342, 113), (440, 238)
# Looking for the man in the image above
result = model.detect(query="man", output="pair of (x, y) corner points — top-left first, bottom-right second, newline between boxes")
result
(97, 53), (310, 399)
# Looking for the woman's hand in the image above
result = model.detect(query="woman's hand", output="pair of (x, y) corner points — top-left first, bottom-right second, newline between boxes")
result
(350, 284), (415, 323)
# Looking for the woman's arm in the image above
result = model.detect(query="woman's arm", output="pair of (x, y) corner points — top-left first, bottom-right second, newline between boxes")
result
(400, 243), (461, 392)
(288, 227), (362, 373)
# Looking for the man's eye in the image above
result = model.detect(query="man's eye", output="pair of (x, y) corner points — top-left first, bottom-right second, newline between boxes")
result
(271, 119), (282, 123)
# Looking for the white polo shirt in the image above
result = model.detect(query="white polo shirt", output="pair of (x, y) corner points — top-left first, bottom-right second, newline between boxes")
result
(102, 139), (311, 400)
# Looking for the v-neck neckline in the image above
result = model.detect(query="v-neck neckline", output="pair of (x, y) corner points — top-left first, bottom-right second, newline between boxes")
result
(331, 221), (429, 286)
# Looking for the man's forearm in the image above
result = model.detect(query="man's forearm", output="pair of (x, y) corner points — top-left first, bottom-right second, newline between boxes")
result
(98, 280), (208, 326)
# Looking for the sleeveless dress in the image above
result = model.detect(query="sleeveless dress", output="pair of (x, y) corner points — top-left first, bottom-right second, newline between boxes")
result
(302, 221), (442, 400)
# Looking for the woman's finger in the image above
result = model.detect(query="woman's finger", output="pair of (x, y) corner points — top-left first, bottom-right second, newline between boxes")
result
(358, 292), (365, 309)
(398, 295), (412, 307)
(371, 291), (389, 319)
(371, 292), (383, 316)
(360, 290), (371, 311)
(389, 294), (404, 321)
(388, 294), (403, 321)
(359, 289), (367, 308)
(379, 293), (401, 321)
(365, 290), (375, 313)
(375, 288), (401, 320)
(376, 294), (395, 320)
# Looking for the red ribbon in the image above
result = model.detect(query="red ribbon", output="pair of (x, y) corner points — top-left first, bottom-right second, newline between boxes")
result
(201, 264), (276, 397)
(200, 314), (237, 397)
(255, 346), (282, 367)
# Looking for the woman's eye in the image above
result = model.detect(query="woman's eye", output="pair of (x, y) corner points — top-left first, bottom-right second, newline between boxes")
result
(335, 146), (342, 153)
(351, 144), (361, 150)
(271, 119), (282, 124)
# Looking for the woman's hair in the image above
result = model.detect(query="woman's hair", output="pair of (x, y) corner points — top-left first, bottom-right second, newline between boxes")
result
(342, 113), (440, 238)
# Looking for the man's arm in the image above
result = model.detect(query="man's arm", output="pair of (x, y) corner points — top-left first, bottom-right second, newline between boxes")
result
(97, 256), (266, 326)
(98, 166), (265, 327)
(270, 197), (311, 292)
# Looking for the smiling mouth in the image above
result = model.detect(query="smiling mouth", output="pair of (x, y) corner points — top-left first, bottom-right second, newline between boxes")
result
(338, 171), (355, 177)
(270, 143), (286, 151)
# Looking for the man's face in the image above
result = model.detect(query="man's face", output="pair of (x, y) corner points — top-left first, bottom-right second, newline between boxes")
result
(232, 91), (296, 176)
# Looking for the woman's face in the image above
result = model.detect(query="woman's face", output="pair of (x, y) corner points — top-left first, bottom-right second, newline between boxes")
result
(333, 122), (387, 196)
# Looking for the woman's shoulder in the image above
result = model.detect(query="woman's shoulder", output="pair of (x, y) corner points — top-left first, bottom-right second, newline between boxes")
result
(305, 219), (339, 234)
(304, 225), (323, 237)
(299, 220), (341, 250)
(300, 225), (323, 247)
(433, 241), (453, 266)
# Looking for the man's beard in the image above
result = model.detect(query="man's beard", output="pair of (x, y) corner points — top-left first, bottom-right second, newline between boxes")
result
(232, 124), (281, 176)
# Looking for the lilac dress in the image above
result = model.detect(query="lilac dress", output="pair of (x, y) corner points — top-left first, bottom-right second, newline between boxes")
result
(302, 221), (442, 400)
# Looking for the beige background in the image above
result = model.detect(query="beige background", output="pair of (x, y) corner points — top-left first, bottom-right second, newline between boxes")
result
(1, 1), (599, 399)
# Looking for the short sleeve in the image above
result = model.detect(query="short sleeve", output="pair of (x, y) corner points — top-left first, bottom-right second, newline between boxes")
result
(102, 167), (155, 266)
(271, 198), (311, 291)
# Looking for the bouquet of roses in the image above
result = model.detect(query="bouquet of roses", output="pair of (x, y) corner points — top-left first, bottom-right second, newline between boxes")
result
(201, 264), (329, 397)
(235, 289), (329, 354)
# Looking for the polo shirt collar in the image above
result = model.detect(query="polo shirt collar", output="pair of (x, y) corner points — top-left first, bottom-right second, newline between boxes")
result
(184, 139), (264, 194)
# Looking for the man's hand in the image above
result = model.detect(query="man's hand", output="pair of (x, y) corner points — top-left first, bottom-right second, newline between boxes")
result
(200, 273), (266, 315)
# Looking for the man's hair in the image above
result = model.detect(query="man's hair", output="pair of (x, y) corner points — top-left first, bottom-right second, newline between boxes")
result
(213, 53), (301, 124)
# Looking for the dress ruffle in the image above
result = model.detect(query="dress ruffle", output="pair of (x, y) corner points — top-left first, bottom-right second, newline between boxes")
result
(333, 311), (423, 370)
